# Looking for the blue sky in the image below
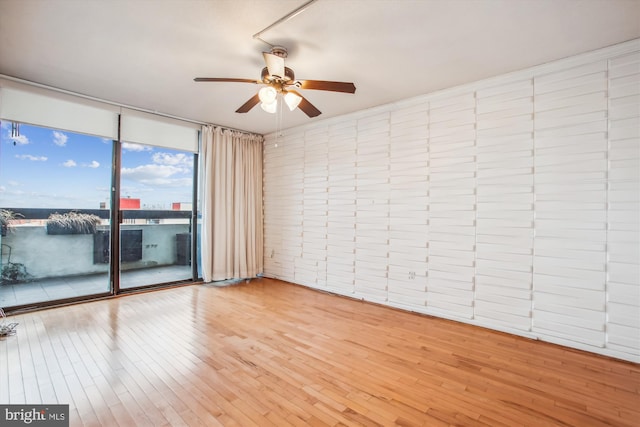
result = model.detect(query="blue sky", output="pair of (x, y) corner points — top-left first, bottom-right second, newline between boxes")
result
(0, 122), (194, 209)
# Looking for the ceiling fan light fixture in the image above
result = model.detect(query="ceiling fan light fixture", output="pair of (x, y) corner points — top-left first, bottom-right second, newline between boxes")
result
(284, 91), (302, 111)
(258, 86), (277, 104)
(260, 100), (277, 114)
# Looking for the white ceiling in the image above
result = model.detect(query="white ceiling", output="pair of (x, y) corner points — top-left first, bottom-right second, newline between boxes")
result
(0, 0), (638, 135)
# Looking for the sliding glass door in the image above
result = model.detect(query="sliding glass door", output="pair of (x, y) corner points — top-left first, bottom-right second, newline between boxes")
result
(118, 142), (195, 290)
(0, 86), (201, 310)
(0, 122), (112, 307)
(0, 120), (199, 309)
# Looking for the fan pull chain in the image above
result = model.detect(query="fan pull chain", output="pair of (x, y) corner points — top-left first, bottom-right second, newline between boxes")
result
(274, 94), (284, 148)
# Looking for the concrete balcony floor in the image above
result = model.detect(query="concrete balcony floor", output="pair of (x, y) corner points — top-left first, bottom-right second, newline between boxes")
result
(0, 264), (193, 308)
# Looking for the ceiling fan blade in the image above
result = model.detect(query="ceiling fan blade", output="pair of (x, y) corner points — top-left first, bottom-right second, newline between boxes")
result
(235, 93), (261, 113)
(194, 78), (259, 84)
(296, 93), (322, 118)
(263, 52), (285, 79)
(297, 80), (356, 93)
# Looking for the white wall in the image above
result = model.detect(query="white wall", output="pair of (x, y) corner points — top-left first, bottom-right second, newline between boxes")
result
(263, 40), (640, 362)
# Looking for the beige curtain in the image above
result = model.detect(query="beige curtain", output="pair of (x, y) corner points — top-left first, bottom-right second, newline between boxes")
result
(200, 125), (263, 282)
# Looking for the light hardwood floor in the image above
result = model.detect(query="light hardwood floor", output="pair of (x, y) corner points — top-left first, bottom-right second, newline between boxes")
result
(1, 278), (638, 426)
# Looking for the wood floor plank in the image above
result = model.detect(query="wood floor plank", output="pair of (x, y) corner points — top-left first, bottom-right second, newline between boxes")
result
(107, 401), (139, 427)
(1, 278), (638, 426)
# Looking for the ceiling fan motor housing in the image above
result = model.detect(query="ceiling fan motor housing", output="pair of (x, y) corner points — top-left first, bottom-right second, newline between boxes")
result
(261, 67), (295, 86)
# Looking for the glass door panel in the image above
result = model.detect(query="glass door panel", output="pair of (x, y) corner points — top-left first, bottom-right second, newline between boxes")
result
(0, 122), (112, 307)
(118, 142), (194, 289)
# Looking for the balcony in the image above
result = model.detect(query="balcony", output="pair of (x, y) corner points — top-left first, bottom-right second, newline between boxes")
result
(0, 208), (197, 309)
(0, 265), (192, 308)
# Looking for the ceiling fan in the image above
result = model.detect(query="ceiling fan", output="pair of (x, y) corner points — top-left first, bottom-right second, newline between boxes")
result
(194, 46), (356, 118)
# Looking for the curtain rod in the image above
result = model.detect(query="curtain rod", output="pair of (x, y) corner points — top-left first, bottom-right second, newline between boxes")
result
(0, 74), (257, 136)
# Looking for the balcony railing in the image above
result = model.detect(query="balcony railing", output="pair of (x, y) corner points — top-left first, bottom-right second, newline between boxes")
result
(1, 208), (194, 283)
(2, 207), (192, 222)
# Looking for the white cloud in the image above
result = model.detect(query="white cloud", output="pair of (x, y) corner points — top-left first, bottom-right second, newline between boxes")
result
(15, 154), (47, 161)
(122, 142), (152, 152)
(85, 160), (100, 168)
(121, 185), (153, 195)
(63, 159), (77, 167)
(5, 188), (25, 196)
(152, 152), (192, 167)
(0, 181), (19, 194)
(121, 164), (190, 186)
(53, 131), (68, 147)
(9, 134), (29, 145)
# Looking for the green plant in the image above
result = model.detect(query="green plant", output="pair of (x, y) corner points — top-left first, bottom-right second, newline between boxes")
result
(0, 209), (23, 235)
(1, 262), (32, 284)
(47, 211), (102, 234)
